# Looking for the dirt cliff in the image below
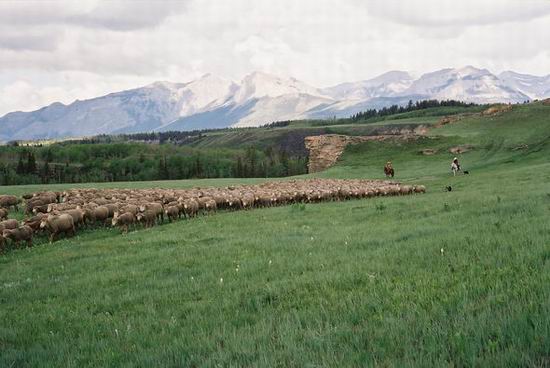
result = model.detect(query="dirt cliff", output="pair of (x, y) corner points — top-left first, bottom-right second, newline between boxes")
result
(304, 134), (416, 173)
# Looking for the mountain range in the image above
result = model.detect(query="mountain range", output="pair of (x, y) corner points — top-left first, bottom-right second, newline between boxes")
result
(1, 66), (548, 142)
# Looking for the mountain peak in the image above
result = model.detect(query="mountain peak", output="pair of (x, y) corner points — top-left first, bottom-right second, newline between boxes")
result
(454, 65), (491, 78)
(1, 66), (549, 142)
(234, 71), (324, 102)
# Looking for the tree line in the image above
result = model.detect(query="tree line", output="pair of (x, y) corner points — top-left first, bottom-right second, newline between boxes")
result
(0, 143), (307, 186)
(350, 99), (479, 122)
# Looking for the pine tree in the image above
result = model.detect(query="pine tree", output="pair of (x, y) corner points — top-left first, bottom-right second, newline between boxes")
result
(157, 157), (169, 180)
(236, 157), (244, 177)
(41, 161), (51, 184)
(27, 151), (37, 174)
(280, 150), (289, 176)
(16, 154), (25, 174)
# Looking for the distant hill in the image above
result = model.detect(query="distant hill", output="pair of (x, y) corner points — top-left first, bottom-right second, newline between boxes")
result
(1, 66), (547, 142)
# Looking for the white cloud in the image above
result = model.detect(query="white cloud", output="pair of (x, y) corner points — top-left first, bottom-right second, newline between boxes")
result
(0, 0), (549, 116)
(361, 0), (550, 27)
(0, 0), (188, 30)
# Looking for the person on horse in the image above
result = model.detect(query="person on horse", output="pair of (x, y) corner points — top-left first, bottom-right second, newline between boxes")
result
(451, 157), (461, 176)
(384, 161), (394, 178)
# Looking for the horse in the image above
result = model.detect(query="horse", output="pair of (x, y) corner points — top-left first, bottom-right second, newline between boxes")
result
(384, 163), (394, 178)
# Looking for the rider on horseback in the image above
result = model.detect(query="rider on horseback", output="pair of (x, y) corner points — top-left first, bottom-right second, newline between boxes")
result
(451, 157), (461, 176)
(384, 161), (394, 178)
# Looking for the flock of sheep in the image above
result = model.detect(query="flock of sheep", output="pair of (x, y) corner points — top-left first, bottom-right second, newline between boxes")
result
(0, 179), (425, 251)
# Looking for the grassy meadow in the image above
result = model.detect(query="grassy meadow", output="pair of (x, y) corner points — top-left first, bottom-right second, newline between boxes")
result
(0, 102), (549, 367)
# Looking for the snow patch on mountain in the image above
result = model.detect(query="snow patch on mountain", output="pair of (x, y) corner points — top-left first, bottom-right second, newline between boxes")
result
(323, 71), (414, 100)
(498, 71), (550, 100)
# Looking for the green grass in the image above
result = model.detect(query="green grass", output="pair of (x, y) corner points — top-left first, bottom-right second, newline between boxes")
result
(1, 102), (549, 367)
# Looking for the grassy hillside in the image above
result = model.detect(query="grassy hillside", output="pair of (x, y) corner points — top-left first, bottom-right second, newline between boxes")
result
(0, 102), (549, 367)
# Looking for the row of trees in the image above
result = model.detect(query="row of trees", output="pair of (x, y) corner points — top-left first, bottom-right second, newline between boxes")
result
(0, 143), (307, 185)
(350, 99), (479, 122)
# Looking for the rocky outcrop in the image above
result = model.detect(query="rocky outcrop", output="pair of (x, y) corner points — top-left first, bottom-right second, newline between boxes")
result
(304, 134), (416, 173)
(435, 115), (461, 127)
(482, 104), (512, 116)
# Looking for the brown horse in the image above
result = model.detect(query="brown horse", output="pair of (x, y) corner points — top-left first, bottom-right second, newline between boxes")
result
(384, 162), (394, 178)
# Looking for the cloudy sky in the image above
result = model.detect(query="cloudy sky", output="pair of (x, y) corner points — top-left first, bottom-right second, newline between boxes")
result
(1, 0), (549, 116)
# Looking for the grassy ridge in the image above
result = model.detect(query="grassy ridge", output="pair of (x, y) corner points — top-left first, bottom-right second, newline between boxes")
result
(0, 102), (549, 366)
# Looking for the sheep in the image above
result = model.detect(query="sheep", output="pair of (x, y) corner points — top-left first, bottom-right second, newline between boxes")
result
(78, 207), (96, 226)
(182, 199), (199, 218)
(63, 209), (86, 229)
(255, 194), (272, 207)
(1, 179), (425, 252)
(240, 193), (255, 210)
(32, 204), (50, 214)
(92, 206), (110, 225)
(35, 192), (59, 204)
(25, 198), (49, 215)
(112, 212), (136, 233)
(47, 203), (76, 213)
(0, 219), (19, 233)
(0, 195), (20, 211)
(399, 185), (413, 195)
(23, 213), (47, 232)
(120, 204), (139, 216)
(136, 210), (156, 228)
(413, 185), (426, 194)
(2, 226), (33, 247)
(164, 206), (180, 222)
(162, 195), (177, 204)
(104, 203), (119, 218)
(0, 208), (8, 220)
(139, 203), (164, 222)
(226, 196), (242, 211)
(204, 199), (217, 214)
(40, 214), (76, 243)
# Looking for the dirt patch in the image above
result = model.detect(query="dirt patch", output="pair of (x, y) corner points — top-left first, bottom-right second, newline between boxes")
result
(482, 104), (512, 116)
(435, 116), (460, 127)
(420, 149), (438, 155)
(449, 145), (475, 154)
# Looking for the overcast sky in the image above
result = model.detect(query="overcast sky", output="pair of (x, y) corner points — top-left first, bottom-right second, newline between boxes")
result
(1, 0), (549, 116)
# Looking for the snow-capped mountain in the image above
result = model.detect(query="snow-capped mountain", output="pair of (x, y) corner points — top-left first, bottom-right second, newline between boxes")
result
(232, 72), (329, 103)
(323, 71), (414, 100)
(498, 71), (550, 100)
(403, 66), (530, 103)
(1, 66), (548, 142)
